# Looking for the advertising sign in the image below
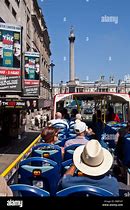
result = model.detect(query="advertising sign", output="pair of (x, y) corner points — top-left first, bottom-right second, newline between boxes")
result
(23, 52), (40, 96)
(0, 98), (26, 109)
(0, 22), (22, 92)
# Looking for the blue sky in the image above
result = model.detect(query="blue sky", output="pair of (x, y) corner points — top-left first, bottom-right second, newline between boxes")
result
(38, 0), (130, 84)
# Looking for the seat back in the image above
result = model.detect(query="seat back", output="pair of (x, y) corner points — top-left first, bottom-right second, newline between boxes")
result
(61, 159), (73, 176)
(101, 125), (117, 149)
(56, 185), (113, 196)
(64, 144), (82, 161)
(31, 143), (62, 169)
(10, 184), (50, 197)
(123, 134), (130, 167)
(18, 157), (60, 196)
(52, 122), (68, 138)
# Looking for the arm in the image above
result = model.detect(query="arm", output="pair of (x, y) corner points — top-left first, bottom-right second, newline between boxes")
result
(64, 164), (76, 176)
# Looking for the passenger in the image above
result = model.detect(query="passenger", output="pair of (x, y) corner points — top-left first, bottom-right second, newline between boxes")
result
(48, 112), (69, 129)
(0, 176), (13, 196)
(75, 113), (82, 123)
(59, 139), (119, 196)
(92, 109), (105, 140)
(64, 121), (89, 148)
(106, 106), (120, 123)
(61, 108), (70, 121)
(41, 126), (64, 157)
(92, 109), (103, 124)
(115, 121), (130, 163)
(70, 108), (78, 121)
(41, 126), (59, 144)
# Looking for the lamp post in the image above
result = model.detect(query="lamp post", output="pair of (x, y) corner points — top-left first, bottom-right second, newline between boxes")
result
(50, 61), (55, 98)
(125, 81), (127, 93)
(60, 80), (63, 93)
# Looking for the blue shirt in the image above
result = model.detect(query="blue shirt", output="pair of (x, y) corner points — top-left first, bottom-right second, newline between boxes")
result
(60, 174), (119, 196)
(64, 137), (88, 148)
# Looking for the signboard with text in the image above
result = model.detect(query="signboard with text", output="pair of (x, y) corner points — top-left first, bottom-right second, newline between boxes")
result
(0, 22), (22, 92)
(0, 98), (25, 109)
(23, 52), (40, 96)
(0, 98), (38, 109)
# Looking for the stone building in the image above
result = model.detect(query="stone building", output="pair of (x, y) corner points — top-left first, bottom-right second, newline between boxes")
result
(0, 0), (52, 141)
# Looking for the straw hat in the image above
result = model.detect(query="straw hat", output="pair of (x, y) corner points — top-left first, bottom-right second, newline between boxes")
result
(0, 176), (13, 196)
(73, 139), (113, 176)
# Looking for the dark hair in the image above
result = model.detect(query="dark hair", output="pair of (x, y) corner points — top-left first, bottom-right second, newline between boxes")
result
(41, 126), (59, 143)
(108, 106), (114, 113)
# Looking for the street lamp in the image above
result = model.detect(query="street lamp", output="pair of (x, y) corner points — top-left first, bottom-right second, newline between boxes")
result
(50, 61), (55, 98)
(125, 81), (127, 93)
(60, 80), (63, 93)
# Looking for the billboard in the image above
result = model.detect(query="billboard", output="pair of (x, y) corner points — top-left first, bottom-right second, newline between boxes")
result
(0, 22), (22, 92)
(23, 52), (40, 96)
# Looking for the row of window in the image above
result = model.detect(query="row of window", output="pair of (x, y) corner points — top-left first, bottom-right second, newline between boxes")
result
(5, 0), (17, 19)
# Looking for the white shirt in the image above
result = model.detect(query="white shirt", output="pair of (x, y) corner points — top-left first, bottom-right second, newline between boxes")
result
(48, 119), (69, 129)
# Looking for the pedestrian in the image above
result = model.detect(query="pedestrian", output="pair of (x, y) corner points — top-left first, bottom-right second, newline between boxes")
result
(43, 114), (47, 127)
(40, 115), (43, 128)
(46, 114), (49, 122)
(30, 117), (35, 130)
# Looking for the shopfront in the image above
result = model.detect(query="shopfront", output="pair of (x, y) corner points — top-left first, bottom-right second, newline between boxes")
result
(0, 98), (26, 145)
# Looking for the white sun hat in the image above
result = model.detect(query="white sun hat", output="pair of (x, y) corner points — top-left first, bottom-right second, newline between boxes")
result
(73, 139), (113, 176)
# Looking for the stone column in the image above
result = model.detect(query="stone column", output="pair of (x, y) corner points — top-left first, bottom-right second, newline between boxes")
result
(69, 28), (75, 82)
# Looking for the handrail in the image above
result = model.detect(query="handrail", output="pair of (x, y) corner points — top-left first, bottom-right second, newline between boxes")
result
(1, 134), (41, 178)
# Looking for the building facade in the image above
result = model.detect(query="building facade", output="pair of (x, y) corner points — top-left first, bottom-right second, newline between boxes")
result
(53, 75), (130, 96)
(0, 0), (52, 142)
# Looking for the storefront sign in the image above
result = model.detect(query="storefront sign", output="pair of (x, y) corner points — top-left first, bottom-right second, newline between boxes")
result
(0, 98), (25, 109)
(0, 23), (22, 92)
(23, 52), (40, 96)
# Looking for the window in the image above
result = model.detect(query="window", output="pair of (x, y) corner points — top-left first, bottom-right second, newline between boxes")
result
(15, 0), (20, 7)
(26, 43), (30, 51)
(5, 0), (10, 8)
(12, 7), (17, 18)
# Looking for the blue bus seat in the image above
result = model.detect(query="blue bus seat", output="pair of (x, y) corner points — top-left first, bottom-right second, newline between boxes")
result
(101, 124), (118, 149)
(52, 122), (68, 137)
(61, 159), (73, 175)
(64, 144), (82, 161)
(31, 143), (62, 169)
(54, 138), (66, 147)
(56, 185), (113, 196)
(10, 184), (50, 197)
(18, 157), (60, 196)
(122, 134), (130, 167)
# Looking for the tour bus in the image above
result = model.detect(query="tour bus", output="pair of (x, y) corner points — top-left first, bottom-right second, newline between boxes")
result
(53, 91), (130, 122)
(1, 91), (130, 199)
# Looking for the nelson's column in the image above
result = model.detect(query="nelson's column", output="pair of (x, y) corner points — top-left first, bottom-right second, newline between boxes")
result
(68, 27), (76, 92)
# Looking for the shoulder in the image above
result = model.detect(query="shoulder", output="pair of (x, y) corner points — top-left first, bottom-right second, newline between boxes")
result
(64, 139), (75, 147)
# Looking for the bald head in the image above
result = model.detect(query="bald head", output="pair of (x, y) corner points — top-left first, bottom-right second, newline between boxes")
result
(55, 112), (62, 119)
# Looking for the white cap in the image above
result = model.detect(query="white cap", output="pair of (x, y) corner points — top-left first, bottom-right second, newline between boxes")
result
(74, 121), (88, 134)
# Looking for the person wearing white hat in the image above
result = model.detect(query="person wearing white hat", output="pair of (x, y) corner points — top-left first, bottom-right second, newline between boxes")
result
(64, 121), (89, 148)
(60, 139), (119, 196)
